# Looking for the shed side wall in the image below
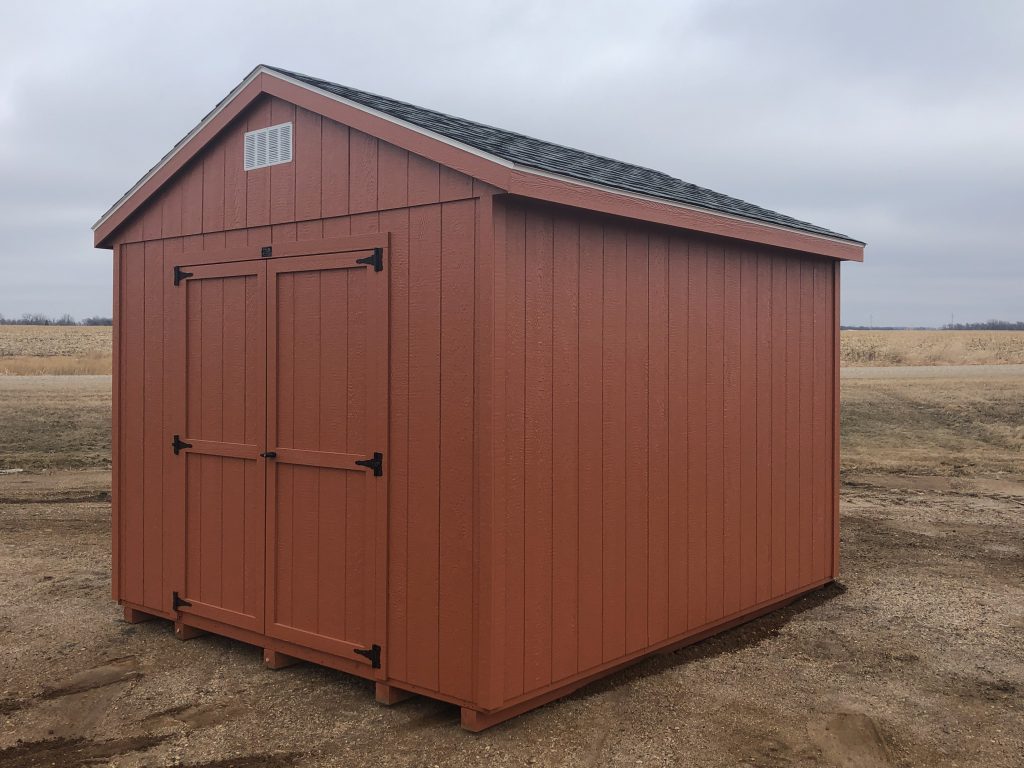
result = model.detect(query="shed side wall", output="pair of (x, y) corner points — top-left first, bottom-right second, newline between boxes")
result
(113, 93), (489, 705)
(492, 197), (837, 706)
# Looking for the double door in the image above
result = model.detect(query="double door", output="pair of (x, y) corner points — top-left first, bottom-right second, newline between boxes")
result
(172, 249), (387, 672)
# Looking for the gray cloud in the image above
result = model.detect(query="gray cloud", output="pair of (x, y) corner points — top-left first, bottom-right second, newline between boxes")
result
(1, 0), (1021, 325)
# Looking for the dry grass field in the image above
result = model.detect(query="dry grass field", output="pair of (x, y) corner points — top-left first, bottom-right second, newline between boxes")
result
(841, 329), (1024, 366)
(0, 326), (111, 375)
(0, 330), (1021, 766)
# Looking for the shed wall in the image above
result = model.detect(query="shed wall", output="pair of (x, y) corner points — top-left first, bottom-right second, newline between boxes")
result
(112, 93), (490, 704)
(490, 197), (838, 706)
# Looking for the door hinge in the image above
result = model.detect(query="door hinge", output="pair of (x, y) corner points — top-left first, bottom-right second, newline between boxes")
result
(355, 247), (384, 272)
(171, 435), (192, 455)
(172, 591), (192, 611)
(354, 643), (381, 669)
(355, 451), (383, 477)
(173, 266), (193, 286)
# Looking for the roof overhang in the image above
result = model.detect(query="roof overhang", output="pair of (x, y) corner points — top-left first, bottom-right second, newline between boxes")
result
(93, 66), (864, 261)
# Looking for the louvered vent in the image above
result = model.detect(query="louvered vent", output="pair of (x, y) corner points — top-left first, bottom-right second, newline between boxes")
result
(243, 122), (293, 171)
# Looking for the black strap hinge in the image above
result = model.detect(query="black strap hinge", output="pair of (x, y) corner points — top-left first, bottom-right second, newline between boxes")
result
(173, 266), (193, 286)
(354, 643), (381, 669)
(172, 591), (192, 611)
(354, 451), (383, 477)
(355, 248), (384, 272)
(172, 435), (192, 455)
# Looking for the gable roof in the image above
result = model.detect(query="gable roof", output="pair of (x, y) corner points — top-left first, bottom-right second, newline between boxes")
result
(93, 65), (863, 259)
(265, 66), (859, 245)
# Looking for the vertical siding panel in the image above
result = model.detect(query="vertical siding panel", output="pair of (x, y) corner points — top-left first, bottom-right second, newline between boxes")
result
(722, 248), (742, 616)
(439, 199), (476, 701)
(162, 181), (182, 239)
(601, 224), (627, 662)
(377, 143), (409, 210)
(142, 194), (162, 241)
(181, 162), (204, 236)
(770, 257), (787, 597)
(705, 244), (725, 623)
(349, 129), (378, 214)
(667, 236), (689, 636)
(686, 240), (707, 629)
(831, 262), (841, 577)
(503, 202), (527, 699)
(755, 252), (773, 603)
(739, 250), (758, 607)
(321, 119), (350, 217)
(624, 230), (649, 653)
(799, 259), (815, 585)
(269, 99), (296, 224)
(294, 107), (322, 222)
(224, 120), (247, 230)
(407, 204), (442, 691)
(812, 261), (830, 582)
(142, 242), (164, 610)
(440, 166), (473, 201)
(785, 258), (801, 593)
(647, 233), (669, 644)
(381, 208), (410, 682)
(112, 243), (121, 600)
(202, 139), (226, 233)
(524, 207), (554, 692)
(122, 244), (145, 606)
(483, 197), (507, 708)
(576, 218), (604, 672)
(408, 154), (441, 206)
(552, 214), (580, 682)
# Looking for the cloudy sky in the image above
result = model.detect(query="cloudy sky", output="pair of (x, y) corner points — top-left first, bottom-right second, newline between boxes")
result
(1, 1), (1021, 326)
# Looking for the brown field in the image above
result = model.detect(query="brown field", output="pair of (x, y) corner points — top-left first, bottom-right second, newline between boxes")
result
(0, 364), (1021, 764)
(3, 325), (1022, 374)
(841, 329), (1024, 366)
(0, 326), (112, 375)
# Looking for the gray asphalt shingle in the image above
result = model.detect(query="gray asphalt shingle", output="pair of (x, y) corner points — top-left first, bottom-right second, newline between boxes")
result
(266, 65), (861, 244)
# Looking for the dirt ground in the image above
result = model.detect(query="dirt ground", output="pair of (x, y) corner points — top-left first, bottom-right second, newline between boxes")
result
(0, 369), (1021, 767)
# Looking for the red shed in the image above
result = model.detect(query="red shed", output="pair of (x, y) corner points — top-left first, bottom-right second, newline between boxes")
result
(93, 65), (863, 730)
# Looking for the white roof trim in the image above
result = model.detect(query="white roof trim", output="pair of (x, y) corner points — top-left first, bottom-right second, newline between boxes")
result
(94, 66), (860, 250)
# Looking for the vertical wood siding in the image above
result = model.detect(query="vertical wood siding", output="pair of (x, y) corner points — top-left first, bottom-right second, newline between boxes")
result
(496, 198), (837, 703)
(114, 94), (484, 703)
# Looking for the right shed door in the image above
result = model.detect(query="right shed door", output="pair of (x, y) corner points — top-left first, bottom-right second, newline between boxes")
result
(263, 252), (389, 670)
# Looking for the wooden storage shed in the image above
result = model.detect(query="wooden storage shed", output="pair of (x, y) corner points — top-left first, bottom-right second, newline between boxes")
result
(93, 65), (864, 731)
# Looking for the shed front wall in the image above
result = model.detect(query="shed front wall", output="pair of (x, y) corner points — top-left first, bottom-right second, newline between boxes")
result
(111, 93), (492, 705)
(487, 197), (838, 708)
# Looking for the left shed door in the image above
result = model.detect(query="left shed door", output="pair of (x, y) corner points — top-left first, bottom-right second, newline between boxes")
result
(177, 261), (267, 632)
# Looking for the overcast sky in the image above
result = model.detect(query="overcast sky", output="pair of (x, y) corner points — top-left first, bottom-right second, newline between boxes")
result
(1, 1), (1021, 326)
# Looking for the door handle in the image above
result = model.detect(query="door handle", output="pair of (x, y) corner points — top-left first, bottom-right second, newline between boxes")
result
(260, 451), (277, 459)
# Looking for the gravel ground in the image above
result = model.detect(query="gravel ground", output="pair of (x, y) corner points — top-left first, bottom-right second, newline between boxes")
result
(1, 470), (1021, 767)
(842, 364), (1024, 379)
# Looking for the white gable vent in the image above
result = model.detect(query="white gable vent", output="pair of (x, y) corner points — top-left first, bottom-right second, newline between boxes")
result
(243, 122), (293, 171)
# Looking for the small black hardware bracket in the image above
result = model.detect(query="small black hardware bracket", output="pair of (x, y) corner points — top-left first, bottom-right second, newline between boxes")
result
(261, 246), (272, 258)
(260, 451), (277, 459)
(354, 643), (381, 669)
(173, 266), (194, 286)
(172, 591), (192, 612)
(171, 435), (192, 455)
(355, 451), (384, 477)
(355, 247), (384, 272)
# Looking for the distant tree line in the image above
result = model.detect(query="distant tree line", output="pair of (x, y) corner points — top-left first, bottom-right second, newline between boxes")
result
(942, 320), (1024, 331)
(0, 313), (112, 326)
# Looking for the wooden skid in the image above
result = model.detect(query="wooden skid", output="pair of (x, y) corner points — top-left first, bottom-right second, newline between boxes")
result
(123, 606), (160, 624)
(264, 649), (301, 670)
(375, 683), (414, 706)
